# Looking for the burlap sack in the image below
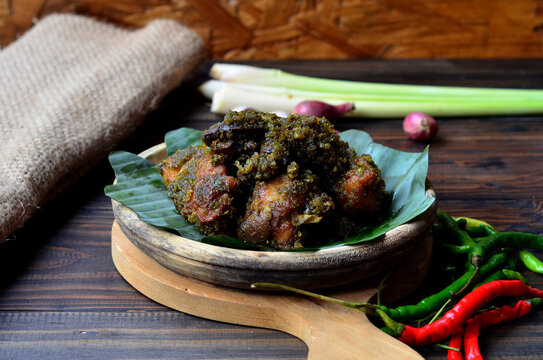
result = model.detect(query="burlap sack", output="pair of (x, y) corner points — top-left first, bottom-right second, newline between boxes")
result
(0, 14), (204, 243)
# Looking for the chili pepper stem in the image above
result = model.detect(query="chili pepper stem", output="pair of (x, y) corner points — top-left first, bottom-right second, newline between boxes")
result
(529, 298), (543, 307)
(250, 282), (375, 313)
(471, 254), (483, 269)
(434, 343), (460, 351)
(450, 261), (480, 297)
(428, 298), (452, 324)
(448, 328), (464, 360)
(377, 268), (394, 306)
(375, 308), (405, 338)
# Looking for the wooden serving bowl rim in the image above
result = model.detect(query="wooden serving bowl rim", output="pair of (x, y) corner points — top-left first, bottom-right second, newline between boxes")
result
(112, 142), (437, 288)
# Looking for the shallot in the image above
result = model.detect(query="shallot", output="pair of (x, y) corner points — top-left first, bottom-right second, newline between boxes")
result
(403, 112), (438, 141)
(292, 101), (354, 120)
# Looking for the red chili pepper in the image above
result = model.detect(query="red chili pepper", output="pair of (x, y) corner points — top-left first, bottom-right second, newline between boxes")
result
(380, 280), (543, 346)
(463, 298), (540, 360)
(447, 329), (464, 360)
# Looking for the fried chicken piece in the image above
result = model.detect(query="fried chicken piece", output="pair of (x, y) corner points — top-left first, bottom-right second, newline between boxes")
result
(202, 110), (356, 189)
(158, 146), (237, 235)
(161, 111), (388, 247)
(333, 154), (386, 216)
(237, 169), (334, 249)
(201, 111), (268, 160)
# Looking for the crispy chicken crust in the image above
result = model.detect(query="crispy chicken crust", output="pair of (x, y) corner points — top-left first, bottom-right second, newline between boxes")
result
(334, 154), (386, 216)
(160, 111), (387, 249)
(237, 171), (334, 249)
(158, 146), (237, 235)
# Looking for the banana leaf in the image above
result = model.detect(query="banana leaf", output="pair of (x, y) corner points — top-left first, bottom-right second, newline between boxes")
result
(105, 151), (203, 240)
(105, 127), (434, 250)
(335, 130), (434, 247)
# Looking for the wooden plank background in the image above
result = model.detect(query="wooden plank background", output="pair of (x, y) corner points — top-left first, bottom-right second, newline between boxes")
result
(1, 0), (543, 59)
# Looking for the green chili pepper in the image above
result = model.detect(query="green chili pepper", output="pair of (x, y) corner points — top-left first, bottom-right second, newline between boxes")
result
(433, 223), (466, 254)
(455, 218), (468, 230)
(474, 270), (508, 288)
(464, 224), (499, 239)
(437, 210), (484, 272)
(454, 246), (517, 296)
(438, 210), (543, 292)
(479, 224), (498, 236)
(464, 225), (489, 239)
(446, 212), (542, 275)
(503, 249), (519, 269)
(438, 210), (476, 247)
(453, 215), (493, 234)
(519, 250), (543, 274)
(473, 249), (519, 289)
(472, 232), (543, 264)
(474, 269), (525, 289)
(502, 269), (527, 282)
(435, 241), (471, 255)
(375, 251), (509, 322)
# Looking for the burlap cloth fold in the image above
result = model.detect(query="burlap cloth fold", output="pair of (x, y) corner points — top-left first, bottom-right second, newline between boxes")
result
(0, 14), (204, 243)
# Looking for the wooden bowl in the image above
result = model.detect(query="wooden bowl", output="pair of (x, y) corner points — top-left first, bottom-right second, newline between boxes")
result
(112, 143), (437, 290)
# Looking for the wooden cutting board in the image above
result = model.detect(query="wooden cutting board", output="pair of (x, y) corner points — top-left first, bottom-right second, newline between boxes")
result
(111, 220), (430, 359)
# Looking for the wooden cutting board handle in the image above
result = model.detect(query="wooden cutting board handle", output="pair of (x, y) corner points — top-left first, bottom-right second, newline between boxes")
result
(111, 221), (424, 360)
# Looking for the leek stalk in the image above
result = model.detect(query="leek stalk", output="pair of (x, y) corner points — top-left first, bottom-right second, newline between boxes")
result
(201, 63), (543, 118)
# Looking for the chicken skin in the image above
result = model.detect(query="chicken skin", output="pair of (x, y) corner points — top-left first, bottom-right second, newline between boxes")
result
(237, 170), (334, 249)
(333, 154), (386, 216)
(158, 146), (237, 235)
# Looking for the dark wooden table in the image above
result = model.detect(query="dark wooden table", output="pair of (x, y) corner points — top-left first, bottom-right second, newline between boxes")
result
(2, 60), (543, 360)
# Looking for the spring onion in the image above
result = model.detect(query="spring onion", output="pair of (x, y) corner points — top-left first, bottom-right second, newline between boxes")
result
(200, 63), (543, 118)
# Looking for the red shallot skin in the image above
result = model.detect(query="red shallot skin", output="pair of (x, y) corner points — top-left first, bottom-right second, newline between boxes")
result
(403, 112), (439, 141)
(292, 101), (354, 120)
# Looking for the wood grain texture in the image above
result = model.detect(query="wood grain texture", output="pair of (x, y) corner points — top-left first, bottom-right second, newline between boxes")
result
(0, 60), (542, 359)
(2, 0), (543, 59)
(111, 221), (425, 360)
(0, 311), (308, 360)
